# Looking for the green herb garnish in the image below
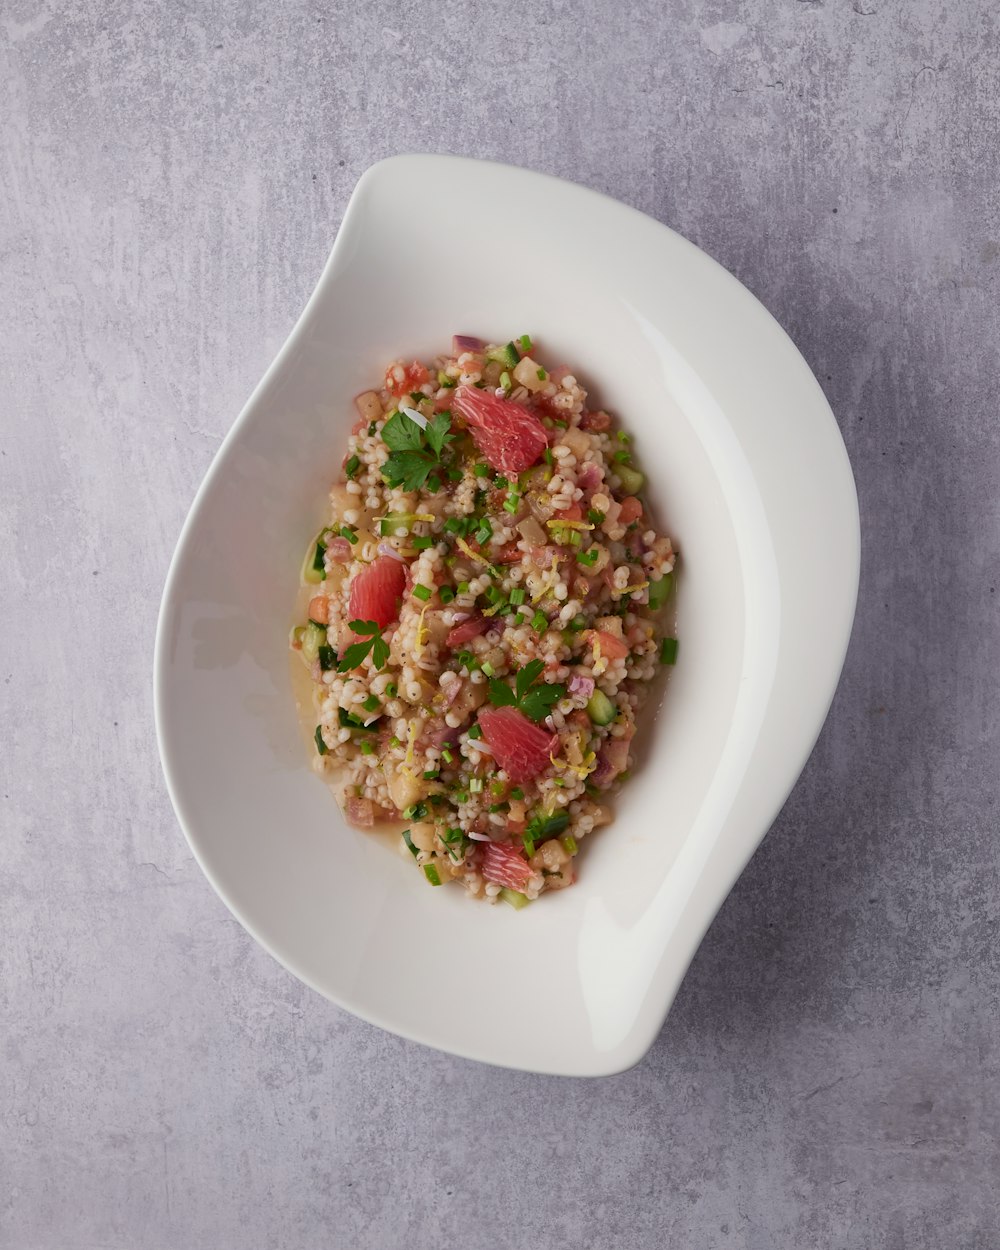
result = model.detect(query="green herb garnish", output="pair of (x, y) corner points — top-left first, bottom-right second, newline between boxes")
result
(487, 658), (565, 722)
(380, 410), (455, 492)
(337, 619), (390, 672)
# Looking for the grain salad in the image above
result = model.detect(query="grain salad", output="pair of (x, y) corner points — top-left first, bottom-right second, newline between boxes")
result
(291, 334), (678, 907)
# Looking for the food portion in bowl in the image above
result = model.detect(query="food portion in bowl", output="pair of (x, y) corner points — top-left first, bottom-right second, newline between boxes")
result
(291, 335), (678, 905)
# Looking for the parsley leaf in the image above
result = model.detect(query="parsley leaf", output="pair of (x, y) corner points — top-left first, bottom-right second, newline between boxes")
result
(380, 411), (454, 492)
(520, 683), (563, 722)
(382, 411), (424, 451)
(487, 679), (517, 708)
(424, 410), (454, 457)
(515, 659), (545, 702)
(526, 808), (570, 842)
(382, 449), (435, 492)
(337, 619), (389, 672)
(487, 660), (565, 722)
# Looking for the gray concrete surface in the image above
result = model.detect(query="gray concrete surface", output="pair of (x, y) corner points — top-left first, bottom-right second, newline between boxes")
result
(3, 1), (999, 1246)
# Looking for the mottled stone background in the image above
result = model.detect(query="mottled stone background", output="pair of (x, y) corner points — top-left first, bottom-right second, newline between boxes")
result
(3, 1), (999, 1246)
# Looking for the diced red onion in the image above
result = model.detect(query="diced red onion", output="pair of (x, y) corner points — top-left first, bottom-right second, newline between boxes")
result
(324, 537), (352, 564)
(377, 542), (407, 562)
(449, 611), (471, 624)
(568, 674), (595, 699)
(467, 830), (492, 842)
(453, 334), (484, 353)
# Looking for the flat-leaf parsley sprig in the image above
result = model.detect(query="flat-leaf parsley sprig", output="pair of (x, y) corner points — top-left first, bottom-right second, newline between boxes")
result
(486, 658), (565, 722)
(337, 619), (390, 672)
(380, 410), (454, 492)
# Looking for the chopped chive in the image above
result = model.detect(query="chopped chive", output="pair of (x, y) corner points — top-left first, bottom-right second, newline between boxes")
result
(489, 780), (505, 797)
(340, 525), (359, 543)
(510, 787), (524, 800)
(480, 661), (495, 677)
(314, 725), (328, 755)
(518, 334), (533, 353)
(504, 493), (521, 513)
(345, 455), (360, 479)
(423, 864), (442, 886)
(612, 449), (631, 464)
(385, 683), (398, 698)
(447, 467), (463, 482)
(454, 791), (468, 804)
(509, 587), (526, 606)
(457, 581), (470, 594)
(469, 777), (484, 793)
(513, 612), (525, 625)
(444, 516), (464, 534)
(403, 801), (428, 820)
(587, 508), (605, 525)
(577, 548), (600, 567)
(402, 829), (419, 858)
(412, 535), (434, 550)
(499, 370), (511, 390)
(423, 769), (440, 780)
(617, 430), (630, 443)
(361, 740), (375, 755)
(569, 614), (587, 631)
(362, 694), (380, 713)
(426, 474), (441, 493)
(561, 834), (578, 854)
(467, 723), (482, 740)
(412, 583), (432, 602)
(389, 735), (402, 748)
(488, 802), (509, 813)
(441, 748), (453, 763)
(494, 476), (508, 489)
(522, 832), (536, 858)
(660, 636), (679, 665)
(474, 463), (489, 479)
(439, 585), (455, 603)
(543, 448), (553, 465)
(536, 367), (547, 381)
(531, 610), (548, 632)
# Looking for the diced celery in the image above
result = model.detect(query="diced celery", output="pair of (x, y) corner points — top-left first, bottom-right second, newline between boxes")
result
(499, 888), (530, 910)
(616, 465), (645, 494)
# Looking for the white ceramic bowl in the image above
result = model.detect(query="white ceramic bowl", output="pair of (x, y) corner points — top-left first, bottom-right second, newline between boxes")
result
(155, 155), (859, 1076)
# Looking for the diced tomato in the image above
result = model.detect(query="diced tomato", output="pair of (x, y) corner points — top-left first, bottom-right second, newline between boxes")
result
(618, 496), (643, 525)
(348, 555), (407, 629)
(385, 360), (430, 398)
(307, 595), (329, 624)
(553, 502), (584, 521)
(588, 629), (630, 660)
(477, 706), (557, 784)
(446, 614), (488, 650)
(452, 385), (548, 475)
(481, 841), (534, 890)
(494, 542), (523, 564)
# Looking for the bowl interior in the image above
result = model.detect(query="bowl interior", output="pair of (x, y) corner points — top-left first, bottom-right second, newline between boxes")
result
(156, 156), (856, 1074)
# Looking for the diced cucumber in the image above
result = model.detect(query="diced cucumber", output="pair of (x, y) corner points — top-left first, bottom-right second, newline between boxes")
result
(379, 512), (419, 537)
(647, 571), (673, 610)
(616, 465), (645, 495)
(301, 527), (335, 584)
(314, 725), (328, 755)
(499, 888), (530, 910)
(486, 341), (520, 368)
(301, 621), (326, 664)
(586, 688), (616, 725)
(290, 625), (306, 648)
(318, 643), (337, 671)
